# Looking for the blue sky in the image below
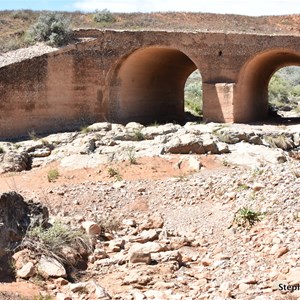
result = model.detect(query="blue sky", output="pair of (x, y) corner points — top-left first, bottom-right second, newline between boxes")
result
(0, 0), (299, 16)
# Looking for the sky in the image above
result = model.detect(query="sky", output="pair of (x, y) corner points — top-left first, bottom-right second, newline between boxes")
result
(0, 0), (299, 16)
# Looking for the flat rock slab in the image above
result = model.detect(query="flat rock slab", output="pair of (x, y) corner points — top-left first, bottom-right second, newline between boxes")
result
(60, 154), (109, 169)
(38, 255), (66, 278)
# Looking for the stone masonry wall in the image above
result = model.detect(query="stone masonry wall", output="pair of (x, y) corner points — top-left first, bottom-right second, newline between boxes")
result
(0, 30), (300, 139)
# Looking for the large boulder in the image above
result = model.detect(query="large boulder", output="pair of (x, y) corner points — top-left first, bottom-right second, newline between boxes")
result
(0, 151), (30, 173)
(164, 133), (205, 154)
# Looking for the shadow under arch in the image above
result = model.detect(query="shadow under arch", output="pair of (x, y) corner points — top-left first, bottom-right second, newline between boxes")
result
(108, 46), (199, 124)
(235, 49), (300, 123)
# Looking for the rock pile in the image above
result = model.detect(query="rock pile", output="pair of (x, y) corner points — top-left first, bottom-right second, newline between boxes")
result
(1, 121), (300, 173)
(10, 191), (300, 299)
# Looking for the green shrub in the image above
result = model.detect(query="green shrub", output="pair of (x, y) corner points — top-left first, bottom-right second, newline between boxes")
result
(0, 147), (4, 154)
(80, 126), (91, 134)
(127, 147), (137, 165)
(268, 67), (300, 112)
(93, 9), (116, 23)
(234, 207), (264, 228)
(291, 85), (300, 98)
(184, 70), (202, 116)
(20, 221), (90, 267)
(1, 35), (30, 52)
(107, 167), (122, 180)
(133, 129), (145, 141)
(237, 183), (250, 191)
(11, 9), (32, 20)
(47, 168), (59, 182)
(26, 13), (72, 46)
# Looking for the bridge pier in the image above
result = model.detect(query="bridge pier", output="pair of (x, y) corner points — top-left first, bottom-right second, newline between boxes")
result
(202, 83), (235, 123)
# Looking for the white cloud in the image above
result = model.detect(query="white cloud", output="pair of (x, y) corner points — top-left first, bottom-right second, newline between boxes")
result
(73, 0), (300, 15)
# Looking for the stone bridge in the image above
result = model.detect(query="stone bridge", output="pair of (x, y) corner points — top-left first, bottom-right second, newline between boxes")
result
(0, 29), (300, 139)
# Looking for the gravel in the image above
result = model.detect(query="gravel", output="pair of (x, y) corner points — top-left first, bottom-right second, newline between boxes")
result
(0, 43), (57, 68)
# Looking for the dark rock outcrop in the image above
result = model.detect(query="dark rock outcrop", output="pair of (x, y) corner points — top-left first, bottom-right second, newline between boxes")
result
(0, 192), (48, 281)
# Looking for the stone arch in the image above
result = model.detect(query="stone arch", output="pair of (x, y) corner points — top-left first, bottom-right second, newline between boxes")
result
(109, 46), (199, 124)
(235, 49), (300, 122)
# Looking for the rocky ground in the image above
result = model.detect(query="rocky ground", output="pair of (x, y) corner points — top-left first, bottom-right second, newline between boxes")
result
(0, 121), (300, 300)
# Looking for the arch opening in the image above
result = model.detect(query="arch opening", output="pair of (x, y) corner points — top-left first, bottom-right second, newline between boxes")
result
(268, 66), (300, 119)
(235, 49), (300, 123)
(111, 47), (199, 124)
(184, 69), (203, 121)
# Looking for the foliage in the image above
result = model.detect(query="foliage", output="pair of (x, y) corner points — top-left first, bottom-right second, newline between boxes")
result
(184, 70), (202, 116)
(268, 74), (289, 105)
(150, 121), (159, 127)
(47, 168), (59, 182)
(127, 147), (137, 165)
(133, 129), (145, 141)
(291, 85), (300, 97)
(11, 9), (33, 20)
(20, 221), (91, 266)
(26, 13), (72, 46)
(0, 147), (4, 154)
(93, 9), (116, 23)
(107, 167), (122, 180)
(236, 183), (250, 191)
(0, 35), (30, 52)
(234, 207), (264, 228)
(28, 130), (39, 141)
(268, 67), (300, 112)
(80, 126), (91, 134)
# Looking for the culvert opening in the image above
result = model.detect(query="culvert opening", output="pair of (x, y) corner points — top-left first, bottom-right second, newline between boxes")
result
(112, 47), (198, 125)
(184, 69), (203, 122)
(268, 66), (300, 120)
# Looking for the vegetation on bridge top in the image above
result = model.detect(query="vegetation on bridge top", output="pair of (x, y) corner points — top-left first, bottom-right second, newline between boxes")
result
(0, 9), (299, 52)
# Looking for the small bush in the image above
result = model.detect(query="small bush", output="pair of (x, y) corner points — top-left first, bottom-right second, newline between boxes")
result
(107, 167), (122, 180)
(234, 207), (264, 228)
(47, 168), (59, 182)
(133, 129), (145, 141)
(1, 35), (30, 52)
(20, 221), (90, 267)
(80, 126), (91, 134)
(0, 147), (4, 154)
(93, 9), (116, 23)
(28, 130), (39, 141)
(11, 10), (32, 20)
(237, 183), (250, 191)
(14, 143), (21, 149)
(127, 147), (137, 165)
(150, 121), (159, 127)
(185, 70), (202, 116)
(26, 13), (72, 46)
